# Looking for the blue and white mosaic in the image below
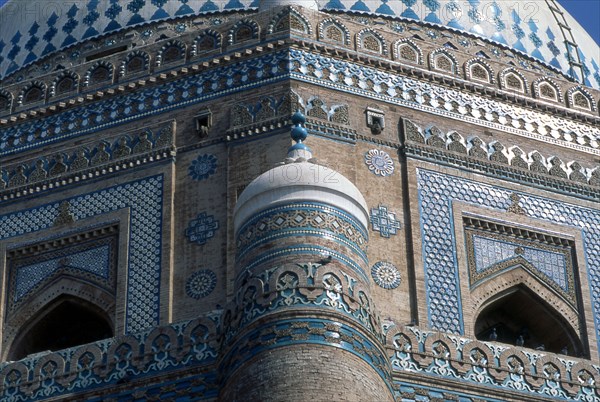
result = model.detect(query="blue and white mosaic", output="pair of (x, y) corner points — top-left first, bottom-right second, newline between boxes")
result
(2, 49), (598, 160)
(185, 269), (217, 299)
(321, 0), (600, 88)
(370, 205), (401, 238)
(0, 50), (288, 157)
(185, 212), (219, 245)
(472, 235), (568, 291)
(416, 168), (600, 351)
(365, 149), (394, 177)
(188, 154), (217, 181)
(0, 175), (164, 333)
(14, 244), (111, 302)
(371, 261), (401, 289)
(288, 50), (599, 155)
(0, 0), (256, 79)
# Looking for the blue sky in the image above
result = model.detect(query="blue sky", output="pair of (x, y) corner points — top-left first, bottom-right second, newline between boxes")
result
(0, 0), (597, 45)
(558, 0), (600, 45)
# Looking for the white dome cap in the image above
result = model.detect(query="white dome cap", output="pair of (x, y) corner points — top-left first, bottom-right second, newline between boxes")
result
(234, 160), (369, 232)
(234, 111), (368, 232)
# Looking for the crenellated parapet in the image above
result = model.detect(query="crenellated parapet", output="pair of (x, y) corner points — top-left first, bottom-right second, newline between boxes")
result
(0, 316), (220, 401)
(386, 325), (600, 401)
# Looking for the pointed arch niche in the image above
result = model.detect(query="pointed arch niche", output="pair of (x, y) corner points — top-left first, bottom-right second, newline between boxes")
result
(0, 215), (129, 361)
(474, 285), (583, 355)
(8, 295), (113, 361)
(453, 206), (593, 358)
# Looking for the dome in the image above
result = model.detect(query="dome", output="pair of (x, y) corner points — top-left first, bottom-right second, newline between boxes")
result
(320, 0), (600, 89)
(234, 160), (369, 233)
(0, 0), (257, 79)
(1, 0), (598, 89)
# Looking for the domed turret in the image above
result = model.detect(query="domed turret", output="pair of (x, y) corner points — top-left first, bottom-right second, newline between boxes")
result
(220, 112), (393, 401)
(234, 111), (368, 232)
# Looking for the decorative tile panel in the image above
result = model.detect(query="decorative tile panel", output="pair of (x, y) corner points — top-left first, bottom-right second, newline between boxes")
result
(365, 149), (394, 177)
(185, 212), (219, 245)
(188, 154), (217, 181)
(464, 225), (576, 306)
(185, 269), (217, 299)
(236, 202), (368, 263)
(321, 1), (599, 88)
(289, 50), (599, 156)
(371, 261), (401, 289)
(0, 50), (288, 157)
(8, 238), (115, 316)
(2, 49), (599, 160)
(416, 169), (600, 350)
(0, 176), (164, 333)
(370, 205), (401, 238)
(0, 316), (219, 401)
(472, 236), (567, 288)
(388, 325), (600, 400)
(0, 0), (256, 79)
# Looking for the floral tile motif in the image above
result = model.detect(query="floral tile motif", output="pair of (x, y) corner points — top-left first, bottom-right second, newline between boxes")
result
(188, 154), (217, 181)
(185, 212), (219, 245)
(185, 269), (217, 299)
(365, 149), (394, 177)
(371, 261), (401, 289)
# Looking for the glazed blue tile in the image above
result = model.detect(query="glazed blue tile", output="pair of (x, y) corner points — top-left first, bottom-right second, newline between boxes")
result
(350, 0), (371, 12)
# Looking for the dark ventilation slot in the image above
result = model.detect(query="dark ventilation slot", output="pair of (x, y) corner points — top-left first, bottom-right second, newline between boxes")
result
(85, 45), (128, 62)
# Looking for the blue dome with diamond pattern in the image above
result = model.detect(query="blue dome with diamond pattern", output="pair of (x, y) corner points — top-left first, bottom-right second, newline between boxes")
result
(0, 0), (258, 79)
(0, 0), (599, 88)
(320, 0), (600, 88)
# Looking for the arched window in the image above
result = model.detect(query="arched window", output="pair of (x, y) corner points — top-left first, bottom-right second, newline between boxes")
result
(566, 86), (597, 111)
(465, 59), (493, 84)
(228, 19), (259, 45)
(86, 62), (114, 86)
(163, 45), (183, 63)
(123, 52), (149, 76)
(9, 296), (113, 360)
(319, 18), (349, 45)
(357, 29), (386, 55)
(0, 91), (12, 111)
(394, 39), (422, 64)
(430, 50), (457, 74)
(268, 8), (311, 34)
(533, 78), (561, 102)
(23, 86), (44, 104)
(475, 286), (583, 355)
(500, 68), (527, 94)
(193, 31), (221, 56)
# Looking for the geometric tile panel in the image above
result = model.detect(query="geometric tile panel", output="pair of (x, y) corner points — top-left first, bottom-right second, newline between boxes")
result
(472, 235), (568, 291)
(14, 244), (111, 302)
(185, 269), (217, 299)
(1, 1), (597, 88)
(416, 168), (600, 352)
(0, 175), (164, 333)
(188, 154), (217, 181)
(371, 261), (401, 289)
(185, 212), (219, 245)
(370, 205), (401, 238)
(365, 149), (394, 177)
(289, 50), (599, 157)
